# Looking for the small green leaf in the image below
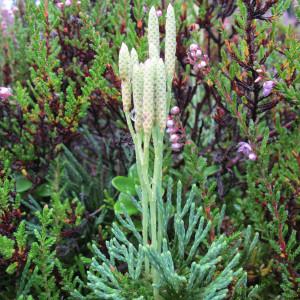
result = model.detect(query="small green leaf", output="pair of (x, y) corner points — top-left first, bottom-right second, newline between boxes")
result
(6, 262), (18, 275)
(112, 176), (136, 195)
(0, 235), (15, 259)
(204, 166), (219, 177)
(34, 183), (51, 197)
(15, 175), (32, 193)
(114, 193), (139, 216)
(128, 164), (140, 186)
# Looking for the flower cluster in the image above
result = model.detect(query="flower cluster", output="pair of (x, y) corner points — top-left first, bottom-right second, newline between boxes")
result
(1, 7), (16, 35)
(56, 0), (81, 9)
(187, 43), (210, 75)
(262, 80), (275, 97)
(255, 68), (276, 97)
(237, 142), (257, 161)
(166, 106), (185, 153)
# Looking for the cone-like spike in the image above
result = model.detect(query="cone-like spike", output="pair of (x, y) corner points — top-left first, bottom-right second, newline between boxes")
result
(165, 4), (176, 79)
(148, 7), (160, 59)
(121, 80), (131, 113)
(155, 59), (167, 132)
(130, 48), (139, 79)
(119, 43), (131, 81)
(143, 59), (155, 134)
(132, 63), (144, 132)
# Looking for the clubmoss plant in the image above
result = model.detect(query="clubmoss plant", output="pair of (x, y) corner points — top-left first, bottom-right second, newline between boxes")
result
(119, 5), (176, 293)
(82, 5), (258, 300)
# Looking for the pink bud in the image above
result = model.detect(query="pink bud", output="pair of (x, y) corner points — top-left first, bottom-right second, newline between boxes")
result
(170, 106), (180, 115)
(170, 134), (179, 143)
(0, 87), (12, 99)
(196, 49), (202, 57)
(189, 43), (198, 51)
(156, 10), (162, 17)
(171, 143), (183, 151)
(166, 119), (175, 128)
(254, 76), (262, 83)
(65, 0), (72, 6)
(56, 2), (64, 9)
(199, 60), (207, 68)
(166, 127), (176, 134)
(248, 152), (257, 161)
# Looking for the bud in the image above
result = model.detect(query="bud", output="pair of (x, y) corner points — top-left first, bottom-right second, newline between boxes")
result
(165, 4), (176, 79)
(198, 60), (207, 68)
(156, 10), (162, 17)
(0, 87), (12, 99)
(196, 49), (202, 57)
(148, 7), (160, 59)
(56, 2), (64, 9)
(170, 134), (179, 143)
(248, 153), (257, 161)
(132, 63), (144, 132)
(171, 143), (183, 151)
(119, 43), (131, 81)
(166, 119), (174, 128)
(166, 127), (176, 134)
(143, 59), (155, 134)
(189, 43), (198, 51)
(155, 59), (167, 132)
(170, 106), (180, 115)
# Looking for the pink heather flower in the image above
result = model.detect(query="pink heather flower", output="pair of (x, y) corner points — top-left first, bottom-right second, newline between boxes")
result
(166, 119), (175, 128)
(65, 0), (72, 6)
(170, 134), (179, 143)
(237, 142), (252, 156)
(170, 106), (180, 115)
(171, 143), (183, 151)
(237, 142), (257, 161)
(282, 12), (297, 26)
(189, 44), (198, 51)
(187, 45), (210, 75)
(12, 6), (19, 13)
(0, 8), (15, 35)
(222, 18), (231, 31)
(56, 2), (64, 9)
(156, 10), (162, 17)
(263, 80), (275, 97)
(0, 87), (12, 99)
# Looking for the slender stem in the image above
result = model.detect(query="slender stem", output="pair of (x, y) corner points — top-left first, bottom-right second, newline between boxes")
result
(136, 134), (150, 274)
(156, 135), (164, 252)
(152, 127), (164, 252)
(125, 113), (151, 273)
